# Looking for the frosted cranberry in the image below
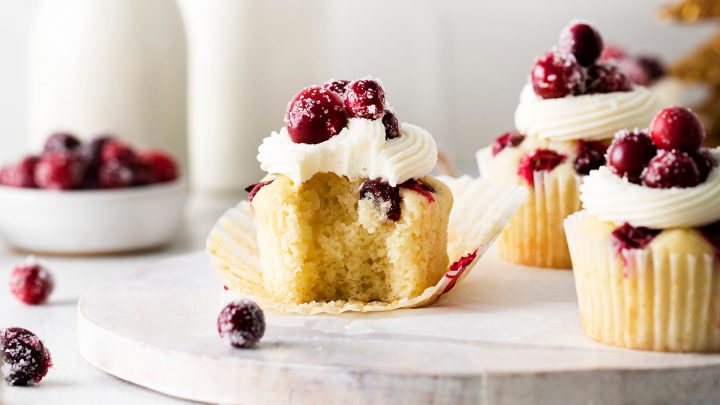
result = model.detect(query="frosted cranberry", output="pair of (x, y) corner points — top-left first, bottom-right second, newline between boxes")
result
(693, 148), (718, 182)
(607, 130), (657, 182)
(0, 327), (52, 386)
(101, 140), (138, 166)
(573, 140), (607, 175)
(599, 44), (627, 62)
(382, 110), (400, 140)
(322, 79), (350, 97)
(285, 86), (348, 144)
(517, 149), (567, 185)
(1, 156), (39, 188)
(558, 22), (603, 66)
(217, 300), (265, 349)
(43, 132), (81, 155)
(650, 107), (705, 152)
(137, 151), (178, 184)
(400, 179), (435, 202)
(244, 179), (275, 202)
(616, 58), (651, 86)
(344, 79), (386, 119)
(360, 179), (401, 221)
(99, 161), (135, 189)
(586, 63), (632, 94)
(83, 136), (115, 177)
(531, 51), (585, 99)
(491, 132), (525, 156)
(636, 56), (665, 82)
(9, 262), (54, 305)
(611, 223), (661, 252)
(642, 150), (701, 189)
(34, 153), (84, 190)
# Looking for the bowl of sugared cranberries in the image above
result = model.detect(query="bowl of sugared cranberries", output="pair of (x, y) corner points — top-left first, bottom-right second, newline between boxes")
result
(0, 133), (188, 254)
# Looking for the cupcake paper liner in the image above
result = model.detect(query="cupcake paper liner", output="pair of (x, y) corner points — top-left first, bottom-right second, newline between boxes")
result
(565, 211), (720, 352)
(206, 176), (528, 314)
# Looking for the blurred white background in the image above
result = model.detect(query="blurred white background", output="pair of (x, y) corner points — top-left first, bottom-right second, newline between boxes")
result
(0, 0), (715, 170)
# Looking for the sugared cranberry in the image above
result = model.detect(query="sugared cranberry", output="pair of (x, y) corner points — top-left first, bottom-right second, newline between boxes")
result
(1, 156), (39, 188)
(382, 110), (400, 140)
(642, 150), (701, 189)
(0, 327), (52, 386)
(636, 56), (665, 83)
(692, 148), (718, 182)
(98, 161), (135, 189)
(611, 223), (661, 252)
(285, 86), (348, 144)
(137, 151), (178, 184)
(531, 51), (585, 99)
(322, 79), (350, 97)
(573, 140), (607, 175)
(360, 179), (401, 221)
(616, 58), (652, 86)
(43, 132), (81, 155)
(599, 44), (627, 62)
(217, 299), (265, 349)
(558, 22), (603, 67)
(34, 153), (84, 190)
(700, 221), (720, 257)
(517, 149), (567, 185)
(399, 179), (435, 202)
(607, 130), (657, 182)
(83, 135), (114, 171)
(245, 179), (275, 202)
(491, 132), (525, 156)
(650, 107), (705, 152)
(9, 261), (54, 305)
(344, 79), (386, 119)
(101, 139), (138, 166)
(585, 63), (632, 94)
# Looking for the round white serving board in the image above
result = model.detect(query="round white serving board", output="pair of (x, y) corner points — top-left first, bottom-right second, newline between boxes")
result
(78, 250), (720, 405)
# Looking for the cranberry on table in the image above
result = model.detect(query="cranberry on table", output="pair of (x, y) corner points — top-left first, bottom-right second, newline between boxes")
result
(642, 150), (701, 189)
(585, 63), (632, 94)
(322, 79), (350, 97)
(382, 110), (400, 140)
(34, 152), (84, 190)
(1, 156), (39, 188)
(650, 107), (705, 152)
(0, 327), (53, 386)
(344, 79), (386, 119)
(360, 179), (402, 221)
(558, 22), (604, 67)
(573, 140), (607, 175)
(491, 132), (525, 156)
(607, 130), (657, 182)
(693, 148), (718, 182)
(9, 261), (54, 305)
(531, 51), (585, 99)
(285, 86), (349, 144)
(217, 299), (265, 349)
(517, 149), (567, 185)
(43, 132), (81, 155)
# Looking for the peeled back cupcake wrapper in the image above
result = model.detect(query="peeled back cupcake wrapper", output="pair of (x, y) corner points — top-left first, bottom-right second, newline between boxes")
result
(207, 176), (528, 314)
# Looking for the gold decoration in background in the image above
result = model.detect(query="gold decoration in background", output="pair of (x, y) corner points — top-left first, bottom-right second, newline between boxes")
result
(660, 0), (720, 21)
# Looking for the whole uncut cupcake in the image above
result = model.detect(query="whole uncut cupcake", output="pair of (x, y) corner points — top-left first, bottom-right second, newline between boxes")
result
(478, 21), (665, 269)
(566, 106), (720, 352)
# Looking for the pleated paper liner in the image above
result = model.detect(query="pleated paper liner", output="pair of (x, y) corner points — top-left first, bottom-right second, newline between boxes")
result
(206, 176), (528, 314)
(565, 211), (720, 352)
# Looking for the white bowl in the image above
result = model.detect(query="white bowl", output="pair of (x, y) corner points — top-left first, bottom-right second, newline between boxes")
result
(0, 180), (188, 255)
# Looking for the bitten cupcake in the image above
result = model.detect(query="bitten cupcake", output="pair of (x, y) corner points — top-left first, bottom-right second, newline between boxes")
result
(566, 107), (720, 352)
(478, 21), (664, 269)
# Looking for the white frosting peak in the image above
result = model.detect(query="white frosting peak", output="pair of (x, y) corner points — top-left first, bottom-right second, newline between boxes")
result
(257, 118), (437, 187)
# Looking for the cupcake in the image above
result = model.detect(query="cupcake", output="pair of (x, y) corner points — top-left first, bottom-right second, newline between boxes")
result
(566, 106), (720, 352)
(478, 21), (665, 269)
(213, 78), (453, 305)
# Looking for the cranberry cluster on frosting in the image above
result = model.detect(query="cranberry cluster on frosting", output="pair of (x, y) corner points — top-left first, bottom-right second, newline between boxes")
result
(607, 107), (718, 188)
(0, 133), (179, 190)
(600, 45), (666, 87)
(531, 22), (632, 99)
(284, 77), (399, 144)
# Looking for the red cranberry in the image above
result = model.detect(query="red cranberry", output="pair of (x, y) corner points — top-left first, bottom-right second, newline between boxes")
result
(607, 130), (657, 182)
(382, 110), (400, 140)
(586, 63), (632, 94)
(491, 132), (525, 156)
(1, 156), (39, 188)
(34, 153), (84, 190)
(98, 161), (135, 189)
(611, 223), (661, 252)
(517, 149), (567, 186)
(344, 79), (386, 119)
(322, 79), (350, 97)
(573, 140), (607, 175)
(599, 44), (627, 62)
(636, 56), (665, 83)
(0, 327), (52, 386)
(217, 299), (265, 349)
(693, 148), (718, 182)
(616, 58), (652, 86)
(558, 22), (604, 67)
(642, 150), (701, 189)
(360, 179), (401, 221)
(43, 132), (81, 155)
(650, 107), (705, 152)
(285, 86), (348, 144)
(399, 179), (435, 202)
(137, 151), (178, 184)
(244, 179), (275, 202)
(101, 139), (138, 166)
(9, 262), (54, 305)
(531, 51), (585, 99)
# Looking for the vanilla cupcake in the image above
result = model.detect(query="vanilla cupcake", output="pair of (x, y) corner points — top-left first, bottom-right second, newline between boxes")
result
(478, 21), (664, 269)
(566, 106), (720, 352)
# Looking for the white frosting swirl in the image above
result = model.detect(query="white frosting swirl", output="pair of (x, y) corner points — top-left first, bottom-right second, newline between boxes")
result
(257, 118), (437, 187)
(514, 84), (665, 142)
(580, 149), (720, 229)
